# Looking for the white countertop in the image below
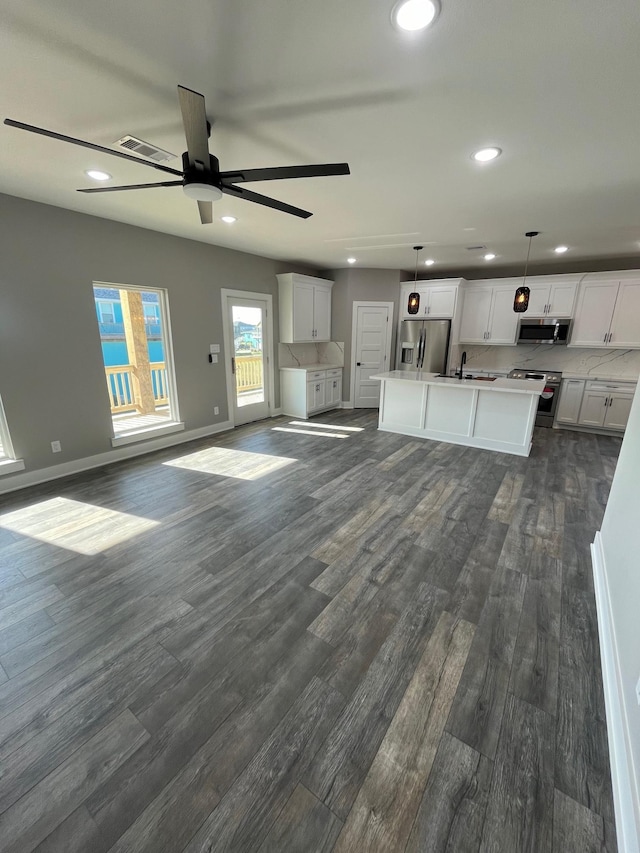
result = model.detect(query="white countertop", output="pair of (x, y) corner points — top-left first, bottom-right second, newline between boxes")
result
(279, 363), (343, 373)
(371, 370), (545, 395)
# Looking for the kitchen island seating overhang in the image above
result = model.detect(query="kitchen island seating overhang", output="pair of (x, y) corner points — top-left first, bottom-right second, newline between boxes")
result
(371, 371), (545, 457)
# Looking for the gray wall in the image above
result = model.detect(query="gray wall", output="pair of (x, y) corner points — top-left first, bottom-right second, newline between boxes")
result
(0, 193), (316, 474)
(326, 267), (401, 401)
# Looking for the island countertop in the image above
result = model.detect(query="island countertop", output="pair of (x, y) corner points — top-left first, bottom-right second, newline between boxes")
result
(371, 370), (545, 395)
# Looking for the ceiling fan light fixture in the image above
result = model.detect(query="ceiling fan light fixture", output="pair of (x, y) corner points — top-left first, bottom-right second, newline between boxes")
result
(554, 245), (569, 253)
(347, 257), (357, 264)
(182, 182), (223, 202)
(484, 253), (496, 261)
(392, 0), (440, 32)
(472, 147), (502, 163)
(425, 258), (435, 265)
(85, 169), (111, 181)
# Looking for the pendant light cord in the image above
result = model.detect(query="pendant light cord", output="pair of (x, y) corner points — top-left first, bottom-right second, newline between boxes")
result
(413, 244), (423, 284)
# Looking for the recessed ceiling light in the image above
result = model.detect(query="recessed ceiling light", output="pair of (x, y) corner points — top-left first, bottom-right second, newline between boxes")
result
(347, 257), (357, 264)
(472, 147), (502, 163)
(554, 245), (569, 254)
(85, 169), (111, 181)
(425, 259), (435, 266)
(484, 253), (496, 261)
(221, 215), (237, 224)
(392, 0), (440, 32)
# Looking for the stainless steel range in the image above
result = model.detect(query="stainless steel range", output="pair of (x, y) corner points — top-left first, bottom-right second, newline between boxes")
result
(508, 369), (563, 427)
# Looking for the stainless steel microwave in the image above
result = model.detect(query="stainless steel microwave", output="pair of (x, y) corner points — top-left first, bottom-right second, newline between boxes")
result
(517, 317), (572, 345)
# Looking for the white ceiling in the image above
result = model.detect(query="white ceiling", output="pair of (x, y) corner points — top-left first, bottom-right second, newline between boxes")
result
(2, 0), (640, 271)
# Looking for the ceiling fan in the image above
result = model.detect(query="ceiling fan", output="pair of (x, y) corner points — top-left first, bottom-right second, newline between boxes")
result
(3, 85), (350, 224)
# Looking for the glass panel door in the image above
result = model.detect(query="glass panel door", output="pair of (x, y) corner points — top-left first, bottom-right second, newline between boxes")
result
(227, 297), (270, 425)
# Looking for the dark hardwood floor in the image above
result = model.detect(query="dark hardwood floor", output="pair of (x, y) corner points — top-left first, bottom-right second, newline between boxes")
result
(0, 410), (620, 852)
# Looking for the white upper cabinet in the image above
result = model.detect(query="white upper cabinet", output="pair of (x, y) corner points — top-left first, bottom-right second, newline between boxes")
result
(277, 273), (334, 343)
(570, 277), (640, 348)
(458, 287), (492, 343)
(459, 284), (518, 345)
(609, 280), (640, 348)
(313, 285), (332, 341)
(400, 280), (461, 320)
(522, 276), (578, 317)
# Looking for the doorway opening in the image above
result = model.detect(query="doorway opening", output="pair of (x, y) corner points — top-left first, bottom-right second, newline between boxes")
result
(221, 290), (274, 426)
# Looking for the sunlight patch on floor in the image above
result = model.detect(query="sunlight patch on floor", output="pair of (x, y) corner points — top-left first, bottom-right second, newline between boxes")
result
(288, 421), (364, 432)
(163, 446), (297, 480)
(0, 497), (160, 554)
(272, 427), (349, 439)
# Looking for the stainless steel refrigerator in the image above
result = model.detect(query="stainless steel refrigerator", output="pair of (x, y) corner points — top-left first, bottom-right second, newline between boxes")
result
(397, 319), (450, 373)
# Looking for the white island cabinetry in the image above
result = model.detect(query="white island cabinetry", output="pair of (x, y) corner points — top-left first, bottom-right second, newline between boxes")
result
(372, 371), (544, 457)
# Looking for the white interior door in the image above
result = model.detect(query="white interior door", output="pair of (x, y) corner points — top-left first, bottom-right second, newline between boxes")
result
(224, 294), (272, 426)
(352, 303), (392, 408)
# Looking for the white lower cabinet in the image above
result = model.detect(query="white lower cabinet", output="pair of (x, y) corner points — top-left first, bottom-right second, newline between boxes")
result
(281, 367), (343, 418)
(557, 380), (636, 432)
(555, 379), (585, 424)
(306, 377), (326, 412)
(556, 378), (636, 432)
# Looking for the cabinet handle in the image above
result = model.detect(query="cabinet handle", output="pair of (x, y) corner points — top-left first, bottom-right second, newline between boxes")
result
(487, 331), (491, 340)
(603, 332), (608, 343)
(608, 332), (613, 343)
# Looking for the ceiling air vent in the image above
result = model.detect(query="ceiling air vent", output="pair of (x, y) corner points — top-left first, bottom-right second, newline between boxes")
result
(466, 245), (487, 251)
(114, 135), (176, 163)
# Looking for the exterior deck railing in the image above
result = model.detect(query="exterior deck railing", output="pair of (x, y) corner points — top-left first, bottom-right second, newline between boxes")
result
(105, 362), (168, 413)
(235, 354), (263, 393)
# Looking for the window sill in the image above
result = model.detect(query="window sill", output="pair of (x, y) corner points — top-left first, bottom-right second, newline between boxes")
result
(111, 421), (185, 448)
(0, 457), (26, 476)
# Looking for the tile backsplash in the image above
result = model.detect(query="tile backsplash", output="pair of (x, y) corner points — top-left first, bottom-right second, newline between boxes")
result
(450, 344), (640, 380)
(278, 341), (344, 368)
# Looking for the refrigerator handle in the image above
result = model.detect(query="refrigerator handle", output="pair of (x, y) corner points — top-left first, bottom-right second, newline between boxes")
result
(417, 329), (425, 369)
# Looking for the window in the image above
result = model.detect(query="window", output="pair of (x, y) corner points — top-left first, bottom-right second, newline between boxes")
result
(93, 283), (182, 444)
(0, 393), (24, 474)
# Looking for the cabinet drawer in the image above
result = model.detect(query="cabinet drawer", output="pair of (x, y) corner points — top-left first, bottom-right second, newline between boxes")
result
(325, 368), (342, 378)
(307, 370), (326, 381)
(585, 380), (636, 393)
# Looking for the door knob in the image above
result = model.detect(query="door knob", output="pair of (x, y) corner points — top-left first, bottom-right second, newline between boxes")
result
(356, 362), (361, 366)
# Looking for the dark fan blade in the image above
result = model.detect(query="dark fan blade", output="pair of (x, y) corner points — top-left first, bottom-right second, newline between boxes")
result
(222, 184), (312, 219)
(77, 181), (183, 193)
(220, 163), (350, 184)
(3, 119), (184, 177)
(177, 86), (210, 169)
(198, 200), (213, 224)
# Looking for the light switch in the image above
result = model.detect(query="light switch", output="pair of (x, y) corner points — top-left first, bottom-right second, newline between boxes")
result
(210, 344), (221, 354)
(210, 354), (218, 364)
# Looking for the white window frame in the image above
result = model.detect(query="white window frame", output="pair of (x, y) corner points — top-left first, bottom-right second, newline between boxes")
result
(94, 281), (184, 447)
(0, 393), (25, 475)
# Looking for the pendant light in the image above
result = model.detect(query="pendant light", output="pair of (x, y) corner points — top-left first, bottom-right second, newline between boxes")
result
(407, 245), (423, 314)
(513, 231), (538, 312)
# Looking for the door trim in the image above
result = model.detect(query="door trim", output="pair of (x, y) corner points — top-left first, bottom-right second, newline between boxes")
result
(349, 301), (394, 408)
(221, 289), (275, 428)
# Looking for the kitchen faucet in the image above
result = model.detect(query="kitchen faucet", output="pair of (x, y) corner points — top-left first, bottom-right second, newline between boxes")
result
(458, 350), (467, 380)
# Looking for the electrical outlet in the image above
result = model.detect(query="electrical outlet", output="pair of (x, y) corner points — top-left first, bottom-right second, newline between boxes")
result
(51, 440), (62, 453)
(214, 406), (219, 416)
(210, 354), (218, 364)
(636, 676), (640, 706)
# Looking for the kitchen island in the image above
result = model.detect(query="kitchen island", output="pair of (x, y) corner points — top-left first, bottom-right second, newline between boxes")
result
(371, 370), (545, 456)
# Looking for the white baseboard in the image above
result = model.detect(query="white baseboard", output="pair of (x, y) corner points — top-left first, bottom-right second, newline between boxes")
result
(592, 532), (640, 853)
(340, 401), (354, 409)
(271, 408), (283, 417)
(0, 420), (234, 495)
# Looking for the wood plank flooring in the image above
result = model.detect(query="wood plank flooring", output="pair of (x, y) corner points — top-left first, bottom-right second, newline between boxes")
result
(0, 410), (620, 852)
